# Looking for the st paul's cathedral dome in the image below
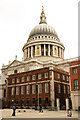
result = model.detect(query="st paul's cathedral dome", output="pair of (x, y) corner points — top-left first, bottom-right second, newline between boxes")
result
(23, 6), (65, 62)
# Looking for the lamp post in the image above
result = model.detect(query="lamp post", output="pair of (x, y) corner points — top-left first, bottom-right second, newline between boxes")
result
(35, 73), (39, 110)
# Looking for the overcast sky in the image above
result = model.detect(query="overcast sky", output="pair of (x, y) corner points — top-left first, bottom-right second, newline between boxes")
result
(0, 0), (78, 73)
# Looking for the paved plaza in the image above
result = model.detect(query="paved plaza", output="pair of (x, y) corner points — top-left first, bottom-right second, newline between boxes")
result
(0, 109), (79, 119)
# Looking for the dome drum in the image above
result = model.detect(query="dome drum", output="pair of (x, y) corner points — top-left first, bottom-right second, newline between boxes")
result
(23, 43), (64, 61)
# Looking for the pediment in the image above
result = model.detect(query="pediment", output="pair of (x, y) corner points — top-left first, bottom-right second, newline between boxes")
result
(8, 60), (22, 68)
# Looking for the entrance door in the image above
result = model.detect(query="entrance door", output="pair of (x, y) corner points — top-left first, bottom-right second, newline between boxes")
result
(60, 99), (66, 110)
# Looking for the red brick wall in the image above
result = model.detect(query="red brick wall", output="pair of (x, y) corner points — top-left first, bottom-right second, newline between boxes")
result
(69, 61), (80, 91)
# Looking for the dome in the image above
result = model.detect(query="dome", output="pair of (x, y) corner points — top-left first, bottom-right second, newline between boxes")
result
(29, 23), (58, 38)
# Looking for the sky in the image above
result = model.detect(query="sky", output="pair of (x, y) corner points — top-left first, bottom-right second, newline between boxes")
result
(0, 0), (78, 74)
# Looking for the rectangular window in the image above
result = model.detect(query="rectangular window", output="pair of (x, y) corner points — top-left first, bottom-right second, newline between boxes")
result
(12, 79), (15, 83)
(73, 68), (77, 73)
(63, 75), (65, 80)
(74, 80), (78, 89)
(45, 83), (48, 93)
(27, 76), (30, 81)
(12, 87), (14, 96)
(26, 85), (30, 94)
(38, 74), (42, 79)
(16, 87), (19, 95)
(21, 77), (25, 82)
(21, 86), (25, 95)
(66, 76), (69, 81)
(58, 84), (60, 93)
(57, 74), (60, 79)
(32, 75), (36, 80)
(32, 85), (36, 94)
(16, 78), (19, 83)
(38, 84), (42, 93)
(45, 73), (48, 78)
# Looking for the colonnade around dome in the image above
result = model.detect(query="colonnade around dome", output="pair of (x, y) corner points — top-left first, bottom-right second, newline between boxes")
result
(23, 43), (64, 61)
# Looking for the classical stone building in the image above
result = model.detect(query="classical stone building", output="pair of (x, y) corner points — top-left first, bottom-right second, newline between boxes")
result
(1, 6), (80, 110)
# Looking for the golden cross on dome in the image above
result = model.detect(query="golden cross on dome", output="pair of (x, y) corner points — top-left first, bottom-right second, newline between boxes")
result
(42, 6), (44, 12)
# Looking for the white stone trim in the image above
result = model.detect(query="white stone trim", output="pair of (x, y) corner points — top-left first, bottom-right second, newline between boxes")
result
(8, 80), (50, 87)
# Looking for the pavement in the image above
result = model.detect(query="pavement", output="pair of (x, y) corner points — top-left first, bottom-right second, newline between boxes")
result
(0, 109), (79, 119)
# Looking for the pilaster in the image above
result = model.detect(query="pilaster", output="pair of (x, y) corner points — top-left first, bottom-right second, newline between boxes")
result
(31, 46), (33, 58)
(66, 98), (69, 110)
(49, 67), (55, 109)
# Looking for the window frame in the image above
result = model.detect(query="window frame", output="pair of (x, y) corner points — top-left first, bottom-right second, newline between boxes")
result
(38, 74), (42, 79)
(21, 86), (25, 95)
(45, 73), (48, 79)
(38, 84), (42, 93)
(32, 85), (36, 94)
(26, 85), (30, 94)
(32, 75), (36, 80)
(73, 68), (77, 73)
(74, 80), (78, 89)
(45, 83), (49, 93)
(27, 76), (30, 81)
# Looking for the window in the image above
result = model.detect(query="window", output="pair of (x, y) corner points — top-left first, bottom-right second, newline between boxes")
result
(12, 88), (14, 96)
(63, 75), (65, 80)
(21, 77), (25, 82)
(27, 76), (30, 81)
(26, 85), (30, 94)
(12, 79), (15, 83)
(38, 74), (42, 79)
(21, 86), (25, 95)
(38, 36), (40, 38)
(16, 78), (19, 83)
(45, 36), (47, 38)
(74, 80), (78, 89)
(38, 84), (42, 93)
(45, 73), (48, 78)
(58, 84), (60, 93)
(32, 75), (36, 80)
(32, 85), (36, 94)
(42, 36), (44, 38)
(35, 37), (37, 39)
(45, 83), (48, 93)
(57, 74), (60, 79)
(73, 68), (77, 73)
(64, 85), (66, 94)
(16, 87), (19, 95)
(66, 76), (69, 81)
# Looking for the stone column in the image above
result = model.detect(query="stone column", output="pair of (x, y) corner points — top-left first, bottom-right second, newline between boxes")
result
(66, 98), (69, 110)
(49, 67), (55, 110)
(31, 46), (33, 58)
(35, 45), (37, 56)
(71, 93), (75, 110)
(28, 47), (30, 58)
(52, 45), (54, 56)
(63, 49), (64, 59)
(59, 47), (61, 58)
(44, 44), (46, 56)
(57, 98), (60, 111)
(48, 44), (50, 56)
(57, 46), (58, 57)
